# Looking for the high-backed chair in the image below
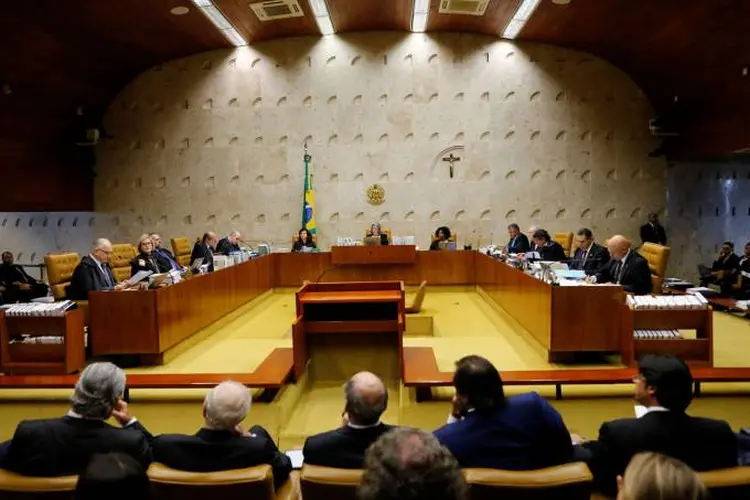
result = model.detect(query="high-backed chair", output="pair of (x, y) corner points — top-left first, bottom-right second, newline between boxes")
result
(406, 280), (428, 314)
(171, 237), (192, 267)
(300, 464), (362, 500)
(110, 244), (137, 282)
(147, 463), (284, 500)
(45, 253), (81, 300)
(698, 466), (750, 500)
(552, 232), (574, 257)
(465, 462), (593, 500)
(291, 233), (319, 246)
(0, 469), (77, 500)
(638, 242), (671, 293)
(364, 228), (392, 242)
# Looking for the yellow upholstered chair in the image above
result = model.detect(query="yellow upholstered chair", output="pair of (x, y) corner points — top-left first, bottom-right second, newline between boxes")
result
(171, 237), (192, 267)
(464, 462), (593, 500)
(698, 466), (750, 500)
(552, 232), (574, 257)
(300, 464), (361, 500)
(364, 228), (392, 242)
(110, 244), (137, 282)
(0, 468), (77, 499)
(291, 233), (319, 246)
(45, 253), (81, 300)
(406, 280), (428, 314)
(638, 242), (671, 293)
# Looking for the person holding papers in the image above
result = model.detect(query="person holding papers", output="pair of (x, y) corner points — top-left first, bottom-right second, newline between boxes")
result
(588, 235), (652, 295)
(530, 229), (566, 261)
(130, 234), (166, 277)
(67, 238), (129, 300)
(570, 228), (610, 274)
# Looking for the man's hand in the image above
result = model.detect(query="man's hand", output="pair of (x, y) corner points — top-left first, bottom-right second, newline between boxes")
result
(112, 399), (134, 427)
(341, 411), (350, 427)
(114, 282), (128, 291)
(18, 283), (32, 291)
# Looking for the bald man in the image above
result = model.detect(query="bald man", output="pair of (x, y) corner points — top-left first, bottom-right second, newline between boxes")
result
(216, 230), (242, 256)
(67, 238), (128, 300)
(190, 232), (218, 272)
(590, 235), (652, 295)
(303, 372), (394, 469)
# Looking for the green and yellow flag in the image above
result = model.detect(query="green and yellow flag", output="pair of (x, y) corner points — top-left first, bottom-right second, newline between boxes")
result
(302, 147), (317, 235)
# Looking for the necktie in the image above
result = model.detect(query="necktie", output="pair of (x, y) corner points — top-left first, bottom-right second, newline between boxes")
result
(614, 260), (623, 283)
(102, 265), (113, 287)
(582, 248), (590, 266)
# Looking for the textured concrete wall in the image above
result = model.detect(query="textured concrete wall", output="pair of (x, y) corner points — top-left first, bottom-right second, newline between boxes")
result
(95, 32), (666, 252)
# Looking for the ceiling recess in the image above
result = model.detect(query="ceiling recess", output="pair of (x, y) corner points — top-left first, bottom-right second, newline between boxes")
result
(250, 0), (304, 21)
(438, 0), (489, 16)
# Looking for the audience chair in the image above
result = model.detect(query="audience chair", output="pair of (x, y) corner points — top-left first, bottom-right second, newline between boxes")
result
(698, 466), (750, 500)
(147, 463), (293, 500)
(110, 243), (137, 282)
(299, 464), (362, 500)
(638, 242), (671, 293)
(553, 232), (574, 257)
(170, 237), (192, 267)
(464, 462), (593, 500)
(0, 468), (77, 500)
(406, 280), (428, 314)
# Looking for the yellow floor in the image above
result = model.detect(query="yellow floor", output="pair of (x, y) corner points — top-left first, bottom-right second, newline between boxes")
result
(1, 287), (749, 444)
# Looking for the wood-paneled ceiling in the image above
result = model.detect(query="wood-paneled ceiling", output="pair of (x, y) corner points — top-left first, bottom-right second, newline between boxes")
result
(1, 0), (749, 210)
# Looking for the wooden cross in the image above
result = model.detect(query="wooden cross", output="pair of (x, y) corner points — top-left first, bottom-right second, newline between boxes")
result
(442, 153), (461, 179)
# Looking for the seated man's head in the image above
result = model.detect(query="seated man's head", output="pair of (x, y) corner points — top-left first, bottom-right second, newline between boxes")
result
(507, 223), (520, 238)
(648, 212), (659, 224)
(202, 232), (218, 249)
(719, 241), (734, 257)
(229, 231), (241, 244)
(575, 228), (594, 251)
(527, 225), (539, 238)
(92, 238), (114, 264)
(344, 371), (388, 426)
(634, 355), (693, 413)
(149, 234), (163, 249)
(71, 362), (127, 420)
(75, 453), (150, 500)
(452, 355), (505, 413)
(531, 229), (551, 249)
(358, 428), (467, 500)
(203, 381), (252, 431)
(606, 235), (632, 261)
(744, 241), (750, 258)
(617, 452), (707, 500)
(1, 251), (12, 265)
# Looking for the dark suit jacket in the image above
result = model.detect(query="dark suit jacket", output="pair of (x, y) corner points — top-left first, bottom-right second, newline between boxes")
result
(154, 248), (180, 271)
(0, 416), (151, 477)
(507, 234), (530, 254)
(0, 264), (37, 286)
(130, 253), (163, 278)
(595, 251), (653, 295)
(152, 427), (291, 488)
(216, 237), (241, 256)
(570, 243), (610, 274)
(190, 242), (214, 272)
(303, 423), (394, 469)
(434, 392), (573, 470)
(640, 223), (667, 245)
(539, 241), (566, 262)
(67, 255), (116, 300)
(583, 411), (737, 496)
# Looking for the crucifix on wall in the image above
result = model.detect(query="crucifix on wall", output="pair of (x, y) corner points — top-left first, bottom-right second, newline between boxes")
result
(442, 153), (461, 179)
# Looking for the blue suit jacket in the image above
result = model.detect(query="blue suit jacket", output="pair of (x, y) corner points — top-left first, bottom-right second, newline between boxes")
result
(434, 392), (573, 470)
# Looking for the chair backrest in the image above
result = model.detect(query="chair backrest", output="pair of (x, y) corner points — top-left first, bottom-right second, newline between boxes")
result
(0, 469), (77, 500)
(698, 466), (750, 500)
(44, 253), (81, 299)
(300, 464), (362, 500)
(291, 234), (319, 246)
(147, 463), (275, 500)
(464, 462), (593, 500)
(552, 232), (574, 257)
(171, 237), (192, 267)
(364, 228), (392, 242)
(406, 280), (428, 314)
(431, 233), (458, 243)
(638, 243), (671, 293)
(110, 244), (137, 282)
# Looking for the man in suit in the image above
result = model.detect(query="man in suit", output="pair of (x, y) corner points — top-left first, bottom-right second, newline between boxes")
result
(190, 232), (218, 272)
(0, 362), (152, 476)
(736, 241), (750, 299)
(699, 241), (740, 295)
(216, 231), (242, 255)
(527, 226), (540, 252)
(67, 238), (128, 300)
(150, 233), (182, 272)
(640, 212), (667, 245)
(530, 229), (566, 261)
(578, 355), (737, 496)
(569, 228), (610, 274)
(434, 355), (573, 470)
(589, 235), (652, 295)
(506, 223), (530, 254)
(303, 371), (394, 468)
(0, 251), (49, 302)
(152, 381), (291, 488)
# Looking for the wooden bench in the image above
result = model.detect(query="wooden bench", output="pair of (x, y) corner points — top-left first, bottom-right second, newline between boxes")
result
(402, 347), (750, 401)
(0, 347), (294, 402)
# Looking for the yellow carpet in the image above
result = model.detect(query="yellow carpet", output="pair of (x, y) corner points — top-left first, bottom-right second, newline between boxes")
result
(1, 287), (749, 445)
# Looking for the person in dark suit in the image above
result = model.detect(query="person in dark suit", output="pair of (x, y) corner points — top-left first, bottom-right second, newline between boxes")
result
(505, 223), (530, 254)
(367, 223), (389, 246)
(640, 212), (667, 245)
(578, 355), (737, 496)
(0, 362), (152, 476)
(150, 233), (182, 272)
(569, 228), (610, 274)
(152, 381), (291, 489)
(0, 251), (49, 302)
(303, 372), (394, 469)
(67, 238), (128, 300)
(530, 229), (566, 261)
(216, 231), (242, 255)
(590, 235), (652, 295)
(429, 226), (452, 250)
(130, 234), (166, 278)
(735, 241), (750, 299)
(699, 241), (741, 295)
(434, 355), (573, 470)
(190, 232), (218, 272)
(292, 228), (317, 253)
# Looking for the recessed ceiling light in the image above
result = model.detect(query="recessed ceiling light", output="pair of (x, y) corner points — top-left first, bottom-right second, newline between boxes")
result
(309, 0), (335, 35)
(190, 0), (248, 46)
(170, 6), (190, 15)
(551, 0), (570, 5)
(412, 0), (430, 32)
(501, 0), (541, 39)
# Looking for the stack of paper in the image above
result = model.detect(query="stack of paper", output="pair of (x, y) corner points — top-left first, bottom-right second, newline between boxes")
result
(634, 329), (682, 339)
(4, 301), (76, 317)
(626, 294), (708, 310)
(9, 335), (64, 344)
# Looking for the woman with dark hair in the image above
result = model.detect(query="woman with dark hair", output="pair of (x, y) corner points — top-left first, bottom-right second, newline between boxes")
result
(530, 229), (566, 261)
(429, 226), (452, 250)
(292, 228), (317, 253)
(75, 452), (150, 500)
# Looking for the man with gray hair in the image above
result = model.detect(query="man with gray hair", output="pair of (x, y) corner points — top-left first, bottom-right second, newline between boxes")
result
(303, 371), (393, 468)
(67, 238), (129, 300)
(152, 380), (291, 488)
(0, 362), (151, 476)
(216, 230), (243, 255)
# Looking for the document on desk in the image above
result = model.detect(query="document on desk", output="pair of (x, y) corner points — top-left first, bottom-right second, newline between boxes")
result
(555, 269), (586, 280)
(125, 270), (153, 287)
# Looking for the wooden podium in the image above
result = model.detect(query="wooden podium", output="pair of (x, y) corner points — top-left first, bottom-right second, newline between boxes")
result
(292, 281), (406, 379)
(330, 245), (417, 265)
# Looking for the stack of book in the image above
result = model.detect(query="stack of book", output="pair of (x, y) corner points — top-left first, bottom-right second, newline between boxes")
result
(2, 301), (75, 317)
(9, 335), (64, 344)
(634, 329), (682, 340)
(626, 295), (708, 310)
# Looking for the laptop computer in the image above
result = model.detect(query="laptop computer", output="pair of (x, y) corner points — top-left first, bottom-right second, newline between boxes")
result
(364, 236), (382, 246)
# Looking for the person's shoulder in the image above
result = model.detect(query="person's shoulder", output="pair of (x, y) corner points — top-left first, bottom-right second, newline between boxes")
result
(304, 427), (345, 447)
(687, 415), (734, 434)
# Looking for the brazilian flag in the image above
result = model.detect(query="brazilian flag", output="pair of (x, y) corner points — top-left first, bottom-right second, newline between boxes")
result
(302, 150), (317, 235)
